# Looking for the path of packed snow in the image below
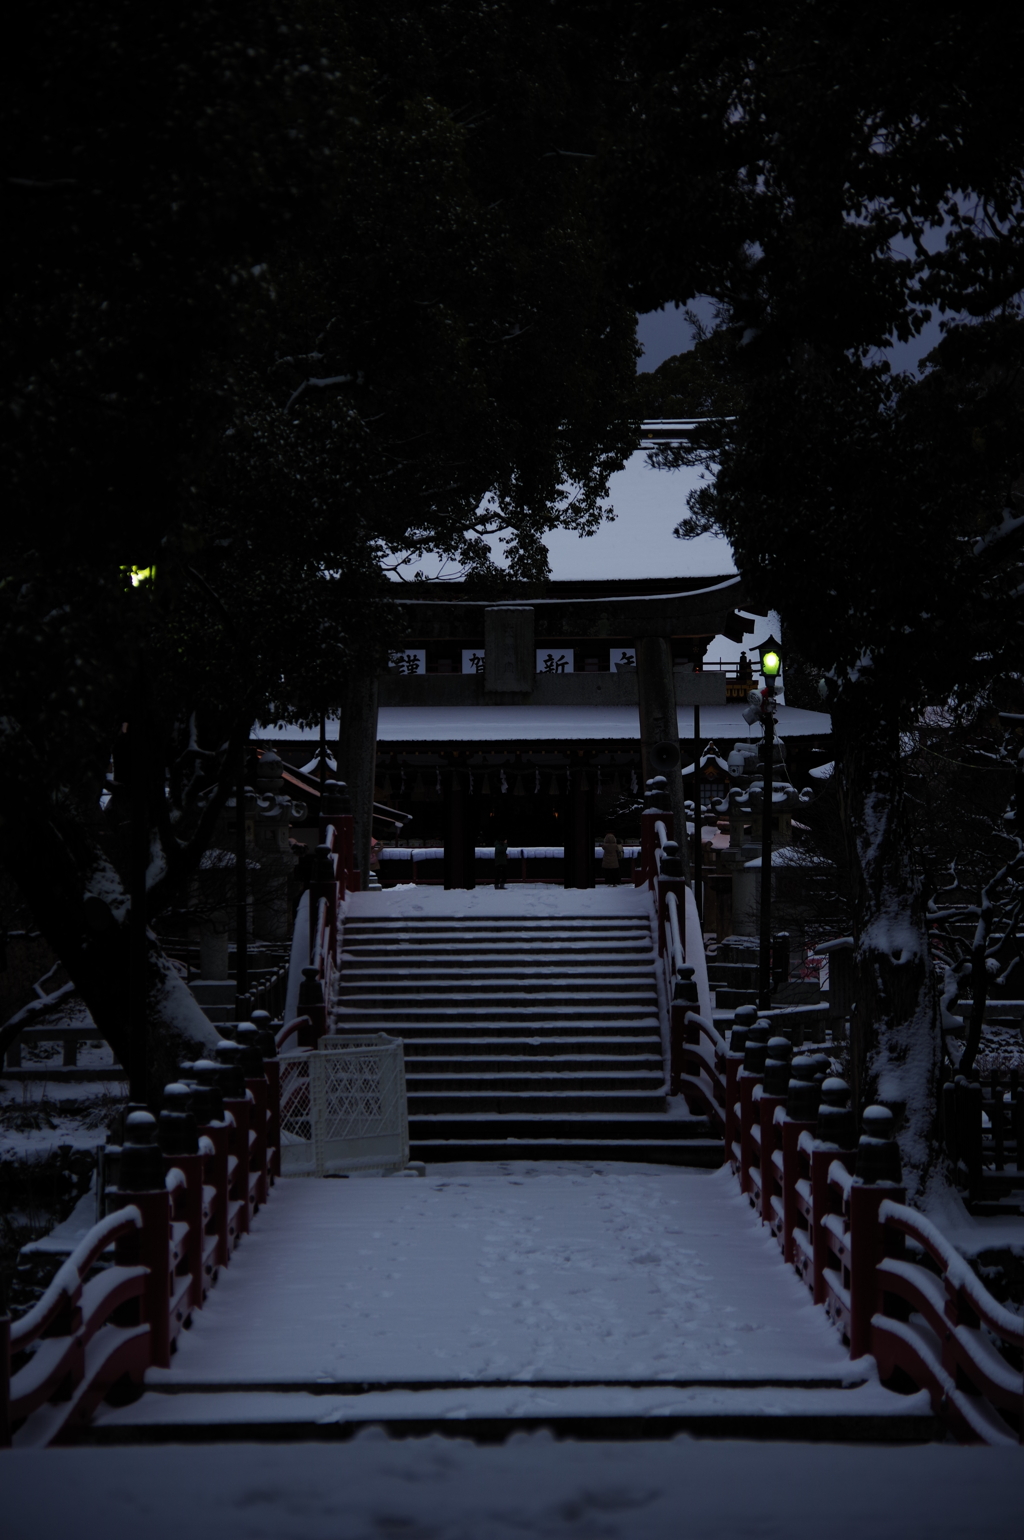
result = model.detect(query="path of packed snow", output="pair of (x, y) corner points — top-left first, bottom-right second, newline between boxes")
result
(6, 1437), (1022, 1539)
(136, 1163), (867, 1389)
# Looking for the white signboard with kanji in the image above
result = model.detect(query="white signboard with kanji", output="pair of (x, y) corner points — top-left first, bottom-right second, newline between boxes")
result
(388, 648), (426, 675)
(535, 649), (574, 675)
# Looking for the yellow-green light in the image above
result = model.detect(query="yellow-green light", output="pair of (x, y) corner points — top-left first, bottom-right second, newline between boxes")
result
(761, 648), (781, 677)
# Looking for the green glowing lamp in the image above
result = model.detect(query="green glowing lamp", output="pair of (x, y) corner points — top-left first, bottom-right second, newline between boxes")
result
(759, 636), (782, 691)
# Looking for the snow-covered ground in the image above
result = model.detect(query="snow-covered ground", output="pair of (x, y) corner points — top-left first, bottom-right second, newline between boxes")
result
(5, 1437), (1022, 1539)
(0, 1077), (123, 1158)
(109, 1163), (889, 1395)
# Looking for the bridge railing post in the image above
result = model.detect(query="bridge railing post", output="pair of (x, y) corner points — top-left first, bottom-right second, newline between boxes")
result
(223, 1095), (252, 1237)
(723, 1050), (742, 1166)
(264, 1056), (282, 1178)
(166, 1151), (206, 1311)
(779, 1115), (816, 1263)
(738, 1073), (761, 1195)
(246, 1076), (270, 1207)
(129, 1194), (171, 1370)
(848, 1181), (905, 1360)
(108, 1112), (173, 1371)
(298, 967), (326, 1045)
(758, 1092), (787, 1224)
(847, 1107), (905, 1361)
(197, 1116), (232, 1269)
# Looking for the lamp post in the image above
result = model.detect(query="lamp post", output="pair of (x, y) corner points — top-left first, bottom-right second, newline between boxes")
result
(235, 741), (250, 1019)
(693, 700), (702, 925)
(123, 565), (155, 1105)
(757, 639), (782, 1012)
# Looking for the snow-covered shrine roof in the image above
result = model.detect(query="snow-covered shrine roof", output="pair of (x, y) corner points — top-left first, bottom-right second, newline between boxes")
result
(371, 703), (831, 744)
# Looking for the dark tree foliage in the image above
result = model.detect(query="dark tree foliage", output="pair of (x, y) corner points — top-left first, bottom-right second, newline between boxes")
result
(0, 0), (641, 1086)
(614, 2), (1024, 1192)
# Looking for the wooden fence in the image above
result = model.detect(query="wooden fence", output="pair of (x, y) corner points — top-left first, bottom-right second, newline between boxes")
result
(942, 1071), (1024, 1209)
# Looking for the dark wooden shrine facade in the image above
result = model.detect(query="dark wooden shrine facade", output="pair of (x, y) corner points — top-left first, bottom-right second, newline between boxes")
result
(367, 574), (749, 887)
(375, 737), (645, 889)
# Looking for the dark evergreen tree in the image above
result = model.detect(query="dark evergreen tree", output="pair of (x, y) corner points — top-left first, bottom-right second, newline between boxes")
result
(617, 2), (1024, 1193)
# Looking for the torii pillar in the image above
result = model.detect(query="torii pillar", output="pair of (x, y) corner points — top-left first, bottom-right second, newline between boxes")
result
(337, 675), (378, 889)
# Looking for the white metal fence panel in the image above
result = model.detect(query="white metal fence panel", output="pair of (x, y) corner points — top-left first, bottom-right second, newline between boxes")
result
(278, 1053), (318, 1176)
(279, 1034), (408, 1176)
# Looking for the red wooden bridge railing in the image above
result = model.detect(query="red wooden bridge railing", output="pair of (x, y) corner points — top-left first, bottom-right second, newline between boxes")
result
(0, 1015), (312, 1448)
(638, 765), (1023, 1444)
(674, 1004), (1024, 1444)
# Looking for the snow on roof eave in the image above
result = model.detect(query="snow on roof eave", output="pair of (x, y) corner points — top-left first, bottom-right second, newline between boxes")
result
(368, 703), (832, 744)
(389, 575), (743, 606)
(259, 704), (831, 745)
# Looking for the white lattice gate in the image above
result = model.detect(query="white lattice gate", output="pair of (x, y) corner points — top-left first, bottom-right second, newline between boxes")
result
(278, 1033), (409, 1176)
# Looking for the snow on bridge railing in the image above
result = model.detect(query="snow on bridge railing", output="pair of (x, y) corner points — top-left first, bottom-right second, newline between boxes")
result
(1, 1025), (287, 1448)
(871, 1199), (1024, 1445)
(673, 1002), (1024, 1444)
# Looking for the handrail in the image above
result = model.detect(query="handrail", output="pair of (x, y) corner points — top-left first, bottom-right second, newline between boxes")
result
(684, 1011), (726, 1056)
(314, 896), (329, 974)
(828, 1159), (854, 1198)
(879, 1199), (1024, 1346)
(701, 1004), (1024, 1444)
(664, 890), (685, 976)
(9, 1207), (142, 1352)
(275, 1017), (305, 1053)
(4, 1047), (284, 1447)
(682, 885), (713, 1019)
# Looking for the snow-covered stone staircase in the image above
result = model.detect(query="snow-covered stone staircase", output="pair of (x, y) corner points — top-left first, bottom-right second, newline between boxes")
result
(333, 912), (721, 1165)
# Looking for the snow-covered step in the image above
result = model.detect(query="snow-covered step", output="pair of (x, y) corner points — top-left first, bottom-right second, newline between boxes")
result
(406, 1070), (665, 1095)
(403, 1052), (665, 1074)
(339, 962), (657, 978)
(86, 1376), (936, 1441)
(408, 1089), (669, 1114)
(341, 924), (653, 939)
(407, 1138), (725, 1167)
(341, 916), (652, 928)
(399, 1034), (663, 1054)
(339, 944), (656, 961)
(329, 899), (725, 1165)
(407, 1112), (713, 1141)
(338, 992), (658, 1010)
(337, 978), (658, 997)
(376, 1021), (664, 1040)
(336, 1000), (659, 1021)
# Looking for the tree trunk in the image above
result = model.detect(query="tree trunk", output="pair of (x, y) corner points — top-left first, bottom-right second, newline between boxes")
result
(837, 691), (943, 1201)
(0, 814), (221, 1103)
